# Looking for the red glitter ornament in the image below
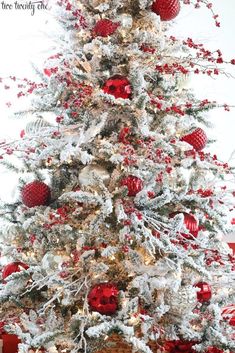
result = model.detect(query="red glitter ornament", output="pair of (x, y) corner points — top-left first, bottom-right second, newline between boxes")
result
(152, 0), (180, 21)
(222, 305), (235, 327)
(102, 75), (132, 99)
(92, 19), (120, 37)
(181, 128), (207, 151)
(164, 340), (196, 353)
(2, 262), (29, 281)
(21, 181), (51, 208)
(194, 282), (212, 303)
(88, 283), (119, 315)
(121, 175), (144, 197)
(170, 212), (199, 239)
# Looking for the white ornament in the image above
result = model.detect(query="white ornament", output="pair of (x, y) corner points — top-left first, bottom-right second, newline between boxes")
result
(25, 116), (52, 136)
(78, 164), (110, 187)
(165, 286), (197, 316)
(42, 252), (70, 273)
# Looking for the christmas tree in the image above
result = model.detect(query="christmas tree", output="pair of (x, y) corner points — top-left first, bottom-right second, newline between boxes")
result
(0, 1), (234, 353)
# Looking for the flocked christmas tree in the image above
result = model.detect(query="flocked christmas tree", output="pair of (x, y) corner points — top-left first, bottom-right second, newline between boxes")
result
(0, 1), (235, 353)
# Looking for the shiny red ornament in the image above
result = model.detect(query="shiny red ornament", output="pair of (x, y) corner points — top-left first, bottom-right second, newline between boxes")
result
(2, 262), (29, 281)
(152, 0), (180, 21)
(222, 305), (235, 327)
(194, 282), (212, 303)
(164, 340), (196, 353)
(88, 283), (119, 315)
(102, 75), (132, 99)
(21, 181), (51, 208)
(170, 212), (199, 239)
(121, 175), (144, 197)
(181, 128), (207, 151)
(92, 19), (120, 37)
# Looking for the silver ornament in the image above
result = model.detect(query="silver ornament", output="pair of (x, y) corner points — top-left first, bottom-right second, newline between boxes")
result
(25, 116), (52, 136)
(165, 285), (197, 316)
(78, 164), (110, 187)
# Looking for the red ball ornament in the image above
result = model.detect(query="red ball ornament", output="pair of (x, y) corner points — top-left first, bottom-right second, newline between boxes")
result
(180, 128), (207, 151)
(102, 75), (132, 99)
(222, 305), (235, 327)
(0, 333), (20, 353)
(194, 282), (212, 303)
(170, 212), (199, 239)
(21, 181), (51, 208)
(92, 19), (120, 37)
(2, 262), (29, 282)
(206, 348), (224, 353)
(164, 340), (196, 353)
(88, 283), (119, 315)
(121, 175), (144, 197)
(152, 0), (180, 21)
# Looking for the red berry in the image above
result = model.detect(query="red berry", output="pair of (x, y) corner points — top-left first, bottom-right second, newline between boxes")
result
(21, 181), (51, 208)
(181, 128), (207, 151)
(121, 175), (143, 197)
(152, 0), (180, 21)
(2, 262), (29, 281)
(92, 19), (120, 37)
(102, 75), (132, 99)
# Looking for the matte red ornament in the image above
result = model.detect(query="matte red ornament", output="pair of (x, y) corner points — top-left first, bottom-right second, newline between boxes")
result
(152, 0), (180, 21)
(0, 333), (20, 353)
(222, 305), (235, 327)
(102, 75), (132, 99)
(92, 19), (120, 37)
(21, 181), (51, 208)
(194, 282), (212, 303)
(164, 340), (196, 353)
(121, 175), (144, 197)
(206, 348), (224, 353)
(2, 262), (29, 281)
(0, 322), (20, 353)
(180, 128), (207, 151)
(88, 283), (119, 315)
(170, 212), (199, 239)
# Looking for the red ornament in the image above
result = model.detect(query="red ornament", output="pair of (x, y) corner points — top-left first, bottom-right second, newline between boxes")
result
(194, 282), (212, 303)
(21, 181), (51, 208)
(164, 340), (196, 353)
(119, 127), (131, 144)
(121, 175), (144, 197)
(0, 322), (20, 353)
(88, 283), (119, 315)
(206, 348), (224, 353)
(92, 19), (120, 37)
(2, 262), (29, 282)
(0, 333), (20, 353)
(170, 212), (199, 239)
(181, 128), (207, 151)
(152, 0), (180, 21)
(222, 305), (235, 327)
(102, 75), (132, 99)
